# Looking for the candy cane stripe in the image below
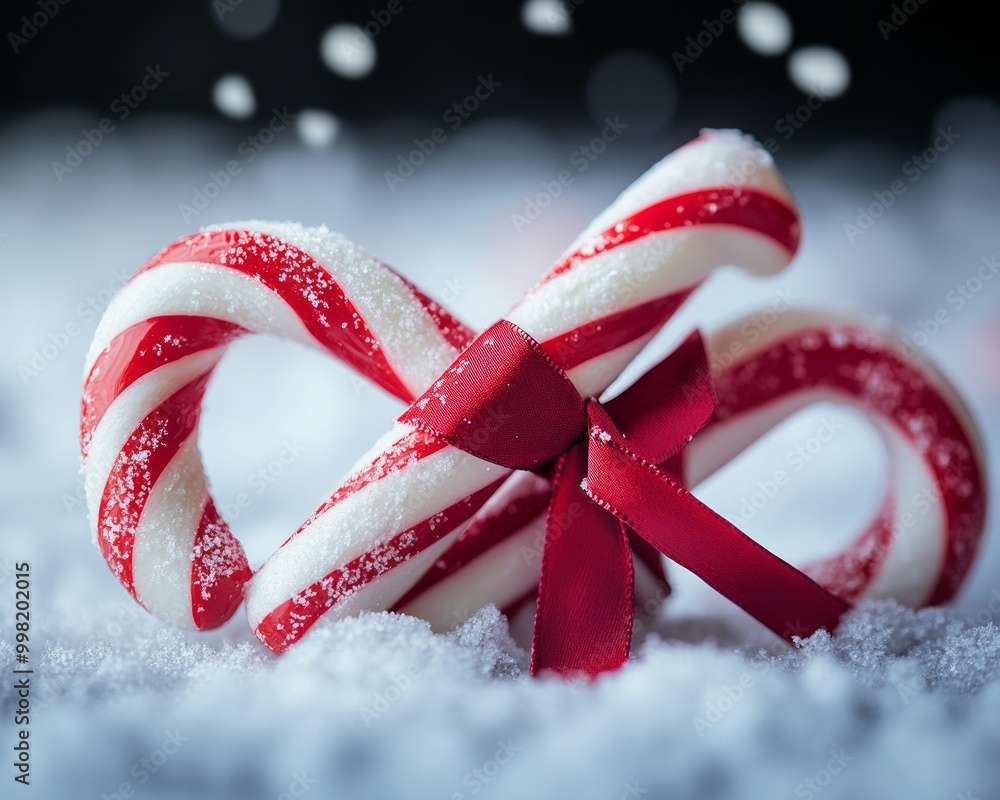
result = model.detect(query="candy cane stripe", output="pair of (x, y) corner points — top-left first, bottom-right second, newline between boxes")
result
(97, 373), (212, 596)
(82, 316), (246, 457)
(543, 186), (800, 283)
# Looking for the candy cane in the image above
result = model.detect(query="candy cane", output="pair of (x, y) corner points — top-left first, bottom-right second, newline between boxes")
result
(81, 221), (477, 630)
(396, 310), (988, 630)
(696, 310), (986, 609)
(247, 129), (804, 652)
(82, 221), (672, 632)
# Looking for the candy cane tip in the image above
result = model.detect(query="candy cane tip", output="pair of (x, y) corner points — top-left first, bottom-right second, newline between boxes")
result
(192, 566), (252, 631)
(191, 509), (253, 630)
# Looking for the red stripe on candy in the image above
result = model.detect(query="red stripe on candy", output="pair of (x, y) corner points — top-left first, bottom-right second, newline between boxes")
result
(277, 429), (450, 549)
(255, 479), (506, 653)
(542, 187), (800, 283)
(803, 493), (897, 604)
(137, 229), (412, 401)
(81, 315), (246, 459)
(540, 290), (692, 371)
(393, 479), (552, 608)
(191, 499), (253, 630)
(97, 373), (212, 599)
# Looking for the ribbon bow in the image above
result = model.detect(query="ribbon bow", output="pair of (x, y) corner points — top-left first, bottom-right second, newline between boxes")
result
(400, 320), (851, 677)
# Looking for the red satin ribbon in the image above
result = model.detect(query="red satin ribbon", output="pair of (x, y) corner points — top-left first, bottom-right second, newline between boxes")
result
(399, 320), (851, 677)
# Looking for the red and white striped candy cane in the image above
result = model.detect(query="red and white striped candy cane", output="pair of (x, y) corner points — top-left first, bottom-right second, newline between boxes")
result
(81, 222), (476, 630)
(82, 220), (671, 632)
(247, 129), (805, 653)
(695, 310), (986, 609)
(397, 310), (988, 631)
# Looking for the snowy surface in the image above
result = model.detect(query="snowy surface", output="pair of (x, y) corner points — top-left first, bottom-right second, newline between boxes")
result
(2, 97), (1000, 798)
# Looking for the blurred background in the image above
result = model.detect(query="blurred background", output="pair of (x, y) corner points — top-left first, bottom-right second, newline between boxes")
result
(2, 2), (1000, 798)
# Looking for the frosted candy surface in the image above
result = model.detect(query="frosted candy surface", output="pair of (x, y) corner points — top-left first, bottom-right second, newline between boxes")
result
(203, 221), (467, 394)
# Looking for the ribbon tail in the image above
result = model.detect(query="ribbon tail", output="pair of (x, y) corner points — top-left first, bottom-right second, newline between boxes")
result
(531, 446), (635, 677)
(585, 407), (850, 644)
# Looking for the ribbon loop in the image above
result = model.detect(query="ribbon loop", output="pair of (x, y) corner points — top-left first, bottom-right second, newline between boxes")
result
(603, 331), (717, 464)
(399, 320), (586, 473)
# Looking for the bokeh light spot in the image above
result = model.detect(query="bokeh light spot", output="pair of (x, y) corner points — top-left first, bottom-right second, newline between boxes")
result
(296, 109), (341, 149)
(213, 74), (256, 119)
(788, 46), (850, 97)
(737, 2), (793, 56)
(321, 24), (377, 79)
(521, 0), (572, 36)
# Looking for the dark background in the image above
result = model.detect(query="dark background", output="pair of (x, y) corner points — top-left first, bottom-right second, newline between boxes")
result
(1, 0), (997, 147)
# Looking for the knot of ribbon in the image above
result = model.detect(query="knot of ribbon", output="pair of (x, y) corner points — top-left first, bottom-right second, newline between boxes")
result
(400, 320), (851, 677)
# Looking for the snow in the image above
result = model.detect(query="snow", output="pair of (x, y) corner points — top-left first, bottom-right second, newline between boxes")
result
(2, 102), (1000, 797)
(5, 603), (1000, 798)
